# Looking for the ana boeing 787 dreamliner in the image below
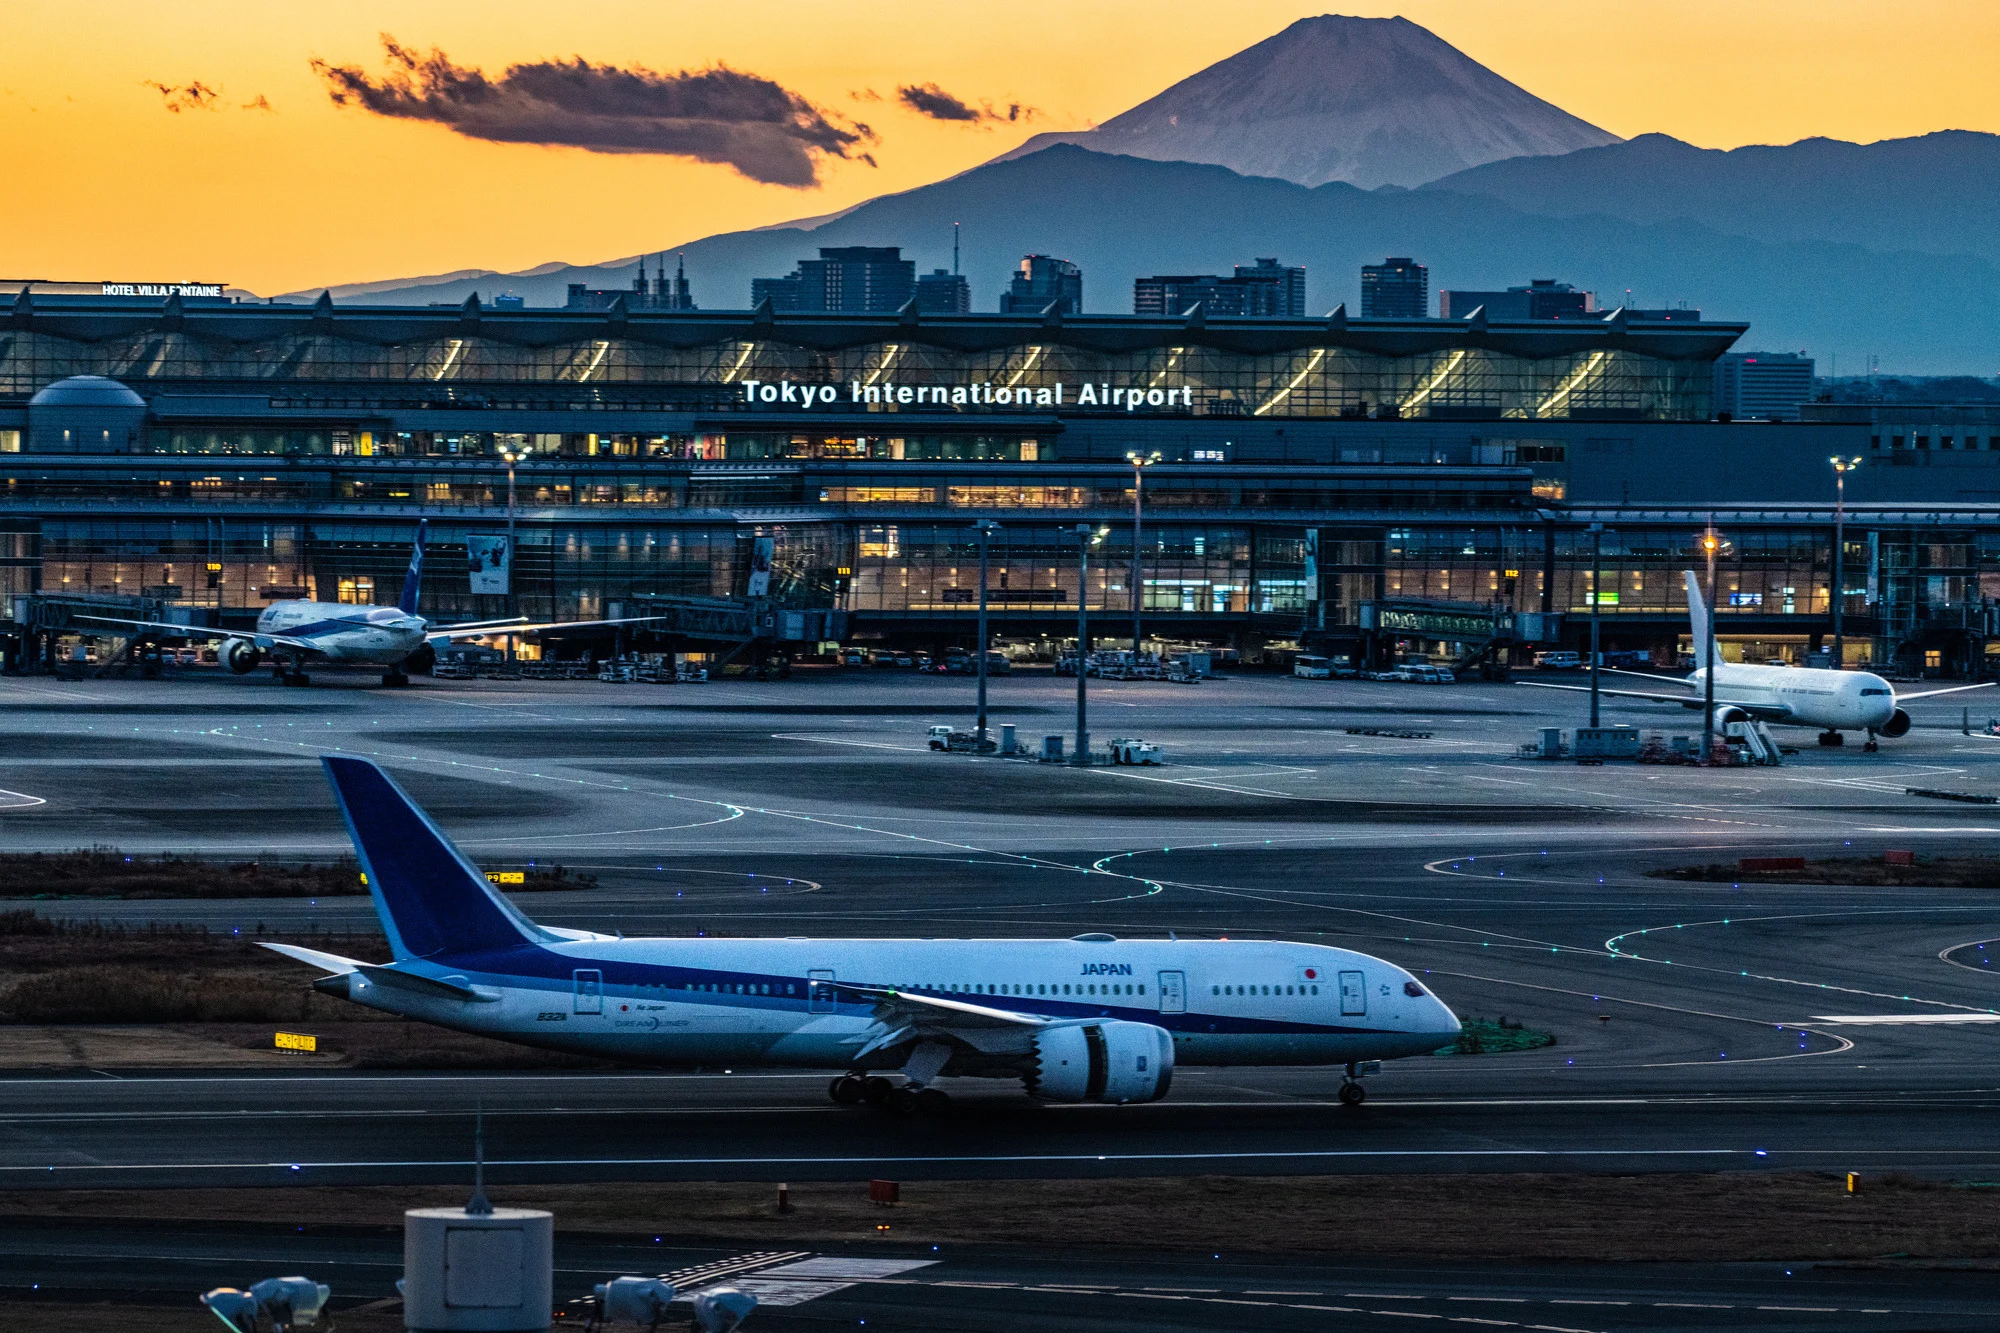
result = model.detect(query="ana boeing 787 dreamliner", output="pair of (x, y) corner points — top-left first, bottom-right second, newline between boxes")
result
(266, 758), (1462, 1112)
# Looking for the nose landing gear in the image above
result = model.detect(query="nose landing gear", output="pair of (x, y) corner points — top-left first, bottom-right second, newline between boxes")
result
(1864, 727), (1879, 753)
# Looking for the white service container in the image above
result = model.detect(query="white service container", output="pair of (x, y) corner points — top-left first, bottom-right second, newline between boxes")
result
(403, 1206), (554, 1332)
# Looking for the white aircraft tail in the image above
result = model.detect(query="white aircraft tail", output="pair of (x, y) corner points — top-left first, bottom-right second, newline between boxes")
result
(1683, 570), (1711, 667)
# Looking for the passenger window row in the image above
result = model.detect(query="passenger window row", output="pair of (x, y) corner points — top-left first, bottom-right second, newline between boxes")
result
(1212, 984), (1319, 997)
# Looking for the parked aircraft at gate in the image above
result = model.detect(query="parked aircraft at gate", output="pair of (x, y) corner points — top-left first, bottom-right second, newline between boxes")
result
(82, 521), (659, 686)
(1520, 570), (1990, 746)
(266, 757), (1463, 1112)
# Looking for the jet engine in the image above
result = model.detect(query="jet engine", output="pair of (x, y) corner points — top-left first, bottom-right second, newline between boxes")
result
(1025, 1020), (1174, 1104)
(1709, 704), (1749, 731)
(1880, 709), (1912, 738)
(220, 638), (264, 674)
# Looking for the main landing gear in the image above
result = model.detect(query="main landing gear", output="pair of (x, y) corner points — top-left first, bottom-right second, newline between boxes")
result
(1338, 1059), (1370, 1107)
(1817, 730), (1845, 747)
(828, 1073), (950, 1115)
(381, 669), (412, 688)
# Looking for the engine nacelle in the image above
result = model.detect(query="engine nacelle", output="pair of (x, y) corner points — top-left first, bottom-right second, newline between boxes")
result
(1026, 1020), (1174, 1104)
(1710, 705), (1749, 731)
(1880, 708), (1912, 738)
(220, 638), (264, 674)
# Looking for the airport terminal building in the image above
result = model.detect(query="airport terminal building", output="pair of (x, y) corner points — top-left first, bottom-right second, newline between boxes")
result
(3, 289), (1999, 674)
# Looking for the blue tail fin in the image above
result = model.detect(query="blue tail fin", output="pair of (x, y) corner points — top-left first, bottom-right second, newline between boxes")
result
(397, 520), (428, 615)
(321, 756), (545, 960)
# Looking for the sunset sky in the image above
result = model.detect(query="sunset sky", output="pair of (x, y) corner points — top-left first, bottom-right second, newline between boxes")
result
(6, 1), (1998, 296)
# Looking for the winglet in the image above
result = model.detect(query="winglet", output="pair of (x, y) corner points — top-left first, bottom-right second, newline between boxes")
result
(398, 520), (428, 615)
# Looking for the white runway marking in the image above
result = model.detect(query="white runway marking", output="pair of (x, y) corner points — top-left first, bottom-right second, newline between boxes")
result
(0, 786), (48, 810)
(1811, 1013), (2000, 1025)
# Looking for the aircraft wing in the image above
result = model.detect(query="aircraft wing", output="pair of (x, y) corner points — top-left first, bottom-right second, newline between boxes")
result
(423, 614), (678, 643)
(75, 615), (321, 654)
(1515, 679), (1793, 719)
(1896, 682), (1998, 702)
(825, 982), (1048, 1060)
(1604, 667), (1701, 688)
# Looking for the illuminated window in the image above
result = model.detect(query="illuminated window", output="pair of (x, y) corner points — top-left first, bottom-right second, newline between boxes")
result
(335, 576), (375, 605)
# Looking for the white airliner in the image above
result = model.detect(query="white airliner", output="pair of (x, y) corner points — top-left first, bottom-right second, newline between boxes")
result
(266, 757), (1463, 1112)
(84, 521), (658, 687)
(1520, 570), (1990, 747)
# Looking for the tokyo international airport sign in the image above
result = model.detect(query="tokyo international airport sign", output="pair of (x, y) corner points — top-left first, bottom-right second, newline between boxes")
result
(739, 379), (1194, 413)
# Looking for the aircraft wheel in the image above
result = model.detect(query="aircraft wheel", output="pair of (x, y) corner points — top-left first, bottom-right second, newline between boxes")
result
(1338, 1081), (1366, 1107)
(887, 1086), (919, 1116)
(829, 1075), (865, 1106)
(1864, 740), (1879, 752)
(1818, 731), (1844, 747)
(861, 1076), (892, 1107)
(915, 1087), (951, 1116)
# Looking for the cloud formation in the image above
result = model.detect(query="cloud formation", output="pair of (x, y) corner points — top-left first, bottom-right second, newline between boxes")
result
(146, 80), (220, 113)
(311, 37), (874, 187)
(896, 83), (1035, 125)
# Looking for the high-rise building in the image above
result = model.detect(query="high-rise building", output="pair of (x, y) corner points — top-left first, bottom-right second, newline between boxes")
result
(1135, 259), (1305, 317)
(1714, 351), (1815, 421)
(750, 246), (916, 312)
(1234, 258), (1307, 317)
(914, 269), (971, 314)
(999, 255), (1083, 315)
(1360, 257), (1427, 319)
(1438, 279), (1593, 320)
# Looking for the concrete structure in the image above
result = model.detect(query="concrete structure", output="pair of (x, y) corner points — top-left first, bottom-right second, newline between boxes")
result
(998, 255), (1082, 315)
(915, 269), (971, 314)
(752, 247), (916, 313)
(1360, 258), (1428, 320)
(1715, 351), (1815, 421)
(1135, 260), (1306, 318)
(1440, 280), (1593, 321)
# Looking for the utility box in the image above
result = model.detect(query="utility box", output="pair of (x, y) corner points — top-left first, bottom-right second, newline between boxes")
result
(1537, 727), (1565, 759)
(999, 723), (1018, 755)
(1573, 726), (1640, 759)
(1040, 735), (1065, 762)
(403, 1207), (553, 1332)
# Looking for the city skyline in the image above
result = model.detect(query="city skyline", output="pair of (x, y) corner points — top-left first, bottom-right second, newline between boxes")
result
(5, 0), (2000, 295)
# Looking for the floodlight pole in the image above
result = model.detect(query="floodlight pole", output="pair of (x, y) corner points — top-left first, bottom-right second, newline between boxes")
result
(972, 520), (1000, 750)
(1588, 522), (1603, 728)
(1073, 523), (1095, 765)
(1830, 456), (1860, 669)
(1702, 522), (1720, 764)
(502, 450), (519, 663)
(1126, 451), (1160, 657)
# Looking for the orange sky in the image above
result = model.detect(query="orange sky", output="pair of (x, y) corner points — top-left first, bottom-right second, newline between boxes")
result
(4, 1), (1997, 295)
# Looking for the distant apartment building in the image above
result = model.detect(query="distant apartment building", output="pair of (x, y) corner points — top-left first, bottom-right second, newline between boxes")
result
(1438, 279), (1593, 320)
(751, 246), (915, 312)
(566, 254), (696, 312)
(1714, 351), (1815, 421)
(998, 254), (1083, 315)
(1360, 257), (1427, 319)
(1134, 257), (1306, 317)
(914, 269), (971, 314)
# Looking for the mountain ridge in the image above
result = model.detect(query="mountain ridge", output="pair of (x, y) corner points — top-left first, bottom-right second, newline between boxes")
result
(306, 143), (1999, 374)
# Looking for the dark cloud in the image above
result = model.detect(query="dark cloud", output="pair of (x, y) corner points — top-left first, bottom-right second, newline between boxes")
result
(146, 80), (220, 113)
(310, 36), (874, 187)
(896, 83), (1038, 126)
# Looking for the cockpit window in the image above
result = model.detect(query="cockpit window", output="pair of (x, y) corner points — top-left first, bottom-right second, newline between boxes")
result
(1860, 687), (1891, 696)
(1404, 981), (1426, 998)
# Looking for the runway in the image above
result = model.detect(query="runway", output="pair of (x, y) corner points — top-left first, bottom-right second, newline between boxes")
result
(3, 1219), (1995, 1331)
(1, 669), (1998, 1186)
(7, 1216), (1992, 1328)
